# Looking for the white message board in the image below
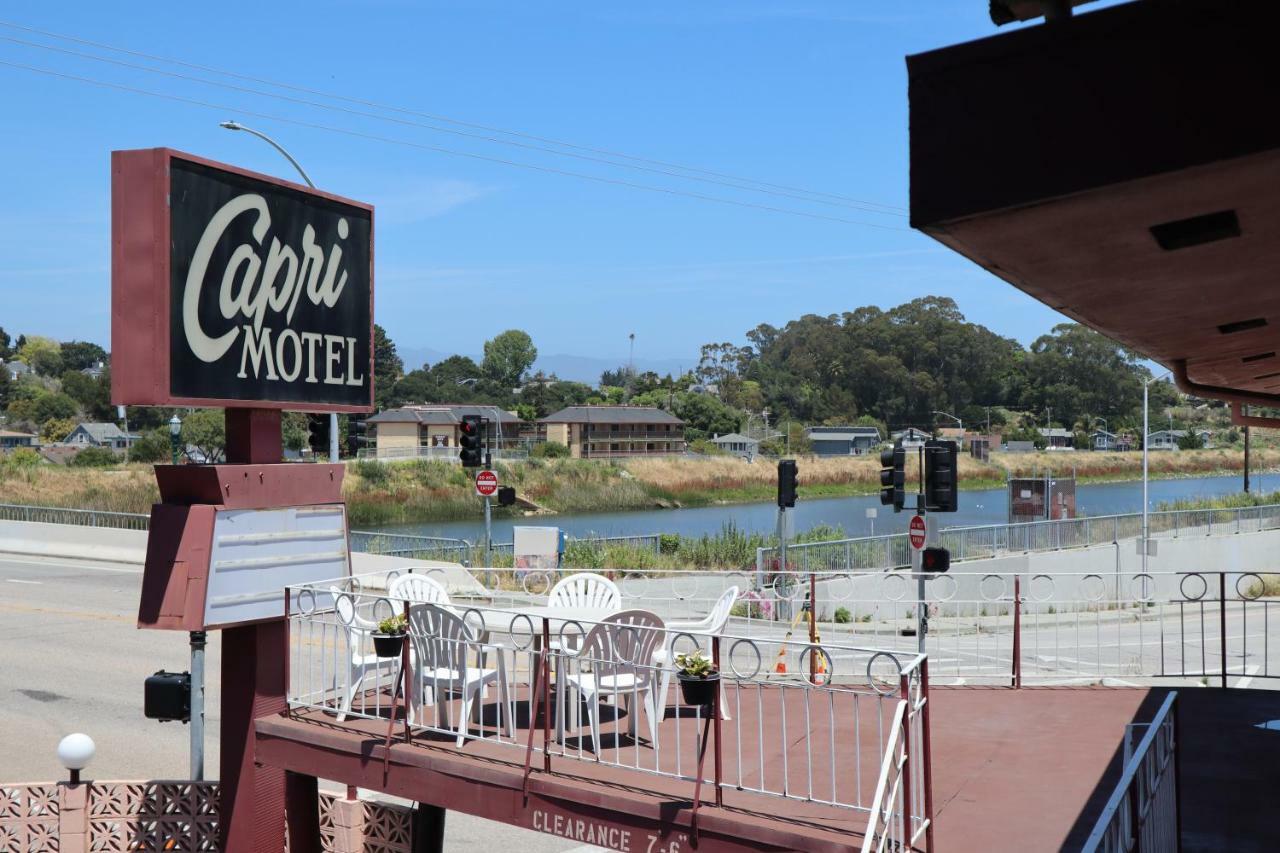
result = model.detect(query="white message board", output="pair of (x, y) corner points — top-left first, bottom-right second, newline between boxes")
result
(203, 504), (350, 628)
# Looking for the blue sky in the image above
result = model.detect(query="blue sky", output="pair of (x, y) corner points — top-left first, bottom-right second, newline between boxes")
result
(0, 2), (1124, 375)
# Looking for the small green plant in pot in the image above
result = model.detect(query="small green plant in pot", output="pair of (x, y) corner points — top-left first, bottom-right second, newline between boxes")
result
(373, 613), (408, 658)
(674, 649), (720, 708)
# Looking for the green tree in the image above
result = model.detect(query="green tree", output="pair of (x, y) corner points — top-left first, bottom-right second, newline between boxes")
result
(18, 336), (63, 377)
(181, 409), (226, 463)
(128, 429), (173, 463)
(59, 341), (108, 372)
(0, 326), (10, 359)
(40, 416), (76, 443)
(672, 391), (742, 440)
(282, 412), (309, 453)
(482, 330), (537, 388)
(32, 391), (78, 424)
(373, 324), (403, 408)
(1176, 430), (1206, 450)
(515, 403), (538, 423)
(0, 363), (10, 410)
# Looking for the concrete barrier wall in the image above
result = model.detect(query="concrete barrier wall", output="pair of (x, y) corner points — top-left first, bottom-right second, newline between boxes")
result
(0, 519), (148, 564)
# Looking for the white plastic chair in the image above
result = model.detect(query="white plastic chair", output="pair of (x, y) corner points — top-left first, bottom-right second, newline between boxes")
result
(556, 610), (666, 752)
(388, 573), (451, 606)
(653, 586), (739, 716)
(548, 572), (621, 610)
(407, 603), (515, 747)
(330, 587), (398, 721)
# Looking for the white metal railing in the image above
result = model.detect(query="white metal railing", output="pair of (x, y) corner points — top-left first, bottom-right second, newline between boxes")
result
(757, 503), (1280, 574)
(284, 578), (933, 835)
(1082, 692), (1180, 852)
(0, 503), (151, 530)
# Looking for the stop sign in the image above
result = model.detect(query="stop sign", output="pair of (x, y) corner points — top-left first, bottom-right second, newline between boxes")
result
(909, 514), (927, 550)
(475, 470), (498, 497)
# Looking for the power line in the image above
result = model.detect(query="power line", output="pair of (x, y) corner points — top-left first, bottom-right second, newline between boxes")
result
(0, 58), (909, 230)
(0, 18), (906, 215)
(0, 33), (902, 217)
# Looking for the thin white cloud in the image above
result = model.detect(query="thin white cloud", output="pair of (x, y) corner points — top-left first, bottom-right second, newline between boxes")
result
(373, 179), (496, 225)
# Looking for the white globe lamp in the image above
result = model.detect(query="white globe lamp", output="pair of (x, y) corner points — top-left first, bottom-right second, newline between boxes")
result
(57, 733), (95, 783)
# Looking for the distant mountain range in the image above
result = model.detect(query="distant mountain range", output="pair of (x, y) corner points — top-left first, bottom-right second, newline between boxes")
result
(397, 346), (694, 385)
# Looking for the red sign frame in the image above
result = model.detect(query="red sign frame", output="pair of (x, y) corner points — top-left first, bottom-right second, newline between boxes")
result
(110, 147), (375, 413)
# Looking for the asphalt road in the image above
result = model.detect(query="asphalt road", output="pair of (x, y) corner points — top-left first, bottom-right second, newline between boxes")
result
(0, 554), (601, 852)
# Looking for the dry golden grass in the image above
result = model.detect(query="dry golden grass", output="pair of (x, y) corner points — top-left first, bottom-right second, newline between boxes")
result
(622, 453), (1002, 494)
(993, 448), (1279, 480)
(0, 463), (160, 514)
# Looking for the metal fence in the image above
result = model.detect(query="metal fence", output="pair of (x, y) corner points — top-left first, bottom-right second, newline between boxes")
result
(285, 580), (933, 842)
(0, 503), (151, 530)
(757, 503), (1280, 574)
(1082, 692), (1180, 853)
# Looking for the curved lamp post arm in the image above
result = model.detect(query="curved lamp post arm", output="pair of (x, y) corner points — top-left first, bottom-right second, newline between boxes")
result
(219, 121), (316, 188)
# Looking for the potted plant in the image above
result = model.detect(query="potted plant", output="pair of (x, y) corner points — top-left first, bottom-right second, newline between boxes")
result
(372, 614), (407, 658)
(674, 649), (720, 708)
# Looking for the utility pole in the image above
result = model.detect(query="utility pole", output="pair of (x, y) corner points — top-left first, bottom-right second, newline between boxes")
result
(1244, 405), (1251, 494)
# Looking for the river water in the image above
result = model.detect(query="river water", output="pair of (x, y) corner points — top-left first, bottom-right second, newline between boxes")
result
(366, 472), (1267, 543)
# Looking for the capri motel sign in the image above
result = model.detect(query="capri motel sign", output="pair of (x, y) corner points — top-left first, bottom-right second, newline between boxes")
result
(112, 147), (374, 852)
(112, 148), (373, 411)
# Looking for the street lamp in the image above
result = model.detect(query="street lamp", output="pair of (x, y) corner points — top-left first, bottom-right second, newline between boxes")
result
(1142, 371), (1172, 573)
(169, 414), (182, 465)
(932, 410), (963, 434)
(219, 120), (335, 464)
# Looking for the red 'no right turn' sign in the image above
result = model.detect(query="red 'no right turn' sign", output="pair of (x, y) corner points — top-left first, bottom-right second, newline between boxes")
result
(909, 514), (927, 550)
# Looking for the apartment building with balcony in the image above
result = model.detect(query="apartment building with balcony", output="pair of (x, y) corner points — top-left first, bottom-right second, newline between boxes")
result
(539, 406), (685, 459)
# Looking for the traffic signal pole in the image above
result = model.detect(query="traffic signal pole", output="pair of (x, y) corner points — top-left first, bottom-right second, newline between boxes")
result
(914, 445), (928, 655)
(484, 452), (493, 566)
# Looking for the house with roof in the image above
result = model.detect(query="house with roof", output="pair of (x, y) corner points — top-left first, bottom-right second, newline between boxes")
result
(539, 406), (685, 458)
(3, 360), (30, 380)
(806, 425), (883, 456)
(709, 432), (760, 458)
(1038, 427), (1074, 449)
(0, 429), (37, 450)
(63, 422), (132, 452)
(1146, 428), (1212, 451)
(366, 404), (525, 460)
(890, 427), (930, 448)
(1090, 429), (1118, 451)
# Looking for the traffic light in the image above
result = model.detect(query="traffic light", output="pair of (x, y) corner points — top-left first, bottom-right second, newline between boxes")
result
(497, 486), (516, 507)
(879, 446), (906, 512)
(307, 414), (328, 457)
(346, 415), (368, 458)
(459, 415), (484, 467)
(924, 439), (959, 512)
(777, 459), (798, 508)
(921, 546), (951, 573)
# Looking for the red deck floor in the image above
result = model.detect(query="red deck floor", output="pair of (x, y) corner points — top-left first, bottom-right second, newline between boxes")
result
(257, 685), (1280, 851)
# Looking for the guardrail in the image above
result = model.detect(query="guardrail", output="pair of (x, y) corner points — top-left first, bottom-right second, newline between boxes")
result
(757, 503), (1280, 574)
(1081, 692), (1180, 852)
(0, 503), (151, 530)
(285, 579), (933, 842)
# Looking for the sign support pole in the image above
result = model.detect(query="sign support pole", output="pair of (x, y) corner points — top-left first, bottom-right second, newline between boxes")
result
(484, 495), (493, 566)
(189, 630), (206, 780)
(915, 446), (928, 655)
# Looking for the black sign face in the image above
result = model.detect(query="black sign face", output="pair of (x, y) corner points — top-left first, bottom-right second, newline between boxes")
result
(168, 159), (372, 407)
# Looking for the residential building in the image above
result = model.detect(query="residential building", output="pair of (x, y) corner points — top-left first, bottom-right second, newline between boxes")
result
(1146, 429), (1212, 451)
(938, 427), (966, 447)
(806, 426), (882, 456)
(0, 429), (36, 450)
(367, 404), (524, 460)
(890, 427), (930, 448)
(539, 406), (685, 459)
(3, 360), (30, 380)
(80, 361), (106, 380)
(1038, 427), (1074, 449)
(63, 422), (132, 452)
(1090, 429), (1118, 451)
(709, 432), (760, 457)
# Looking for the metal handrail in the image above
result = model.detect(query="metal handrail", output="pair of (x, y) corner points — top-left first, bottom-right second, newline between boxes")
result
(1081, 692), (1179, 852)
(861, 699), (909, 853)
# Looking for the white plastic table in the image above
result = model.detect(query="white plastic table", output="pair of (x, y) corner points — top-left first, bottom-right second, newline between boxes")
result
(473, 605), (617, 646)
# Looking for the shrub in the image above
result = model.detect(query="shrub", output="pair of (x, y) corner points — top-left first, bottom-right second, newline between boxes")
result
(834, 607), (852, 624)
(353, 459), (389, 486)
(70, 446), (119, 467)
(128, 429), (172, 463)
(3, 448), (41, 468)
(532, 441), (570, 459)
